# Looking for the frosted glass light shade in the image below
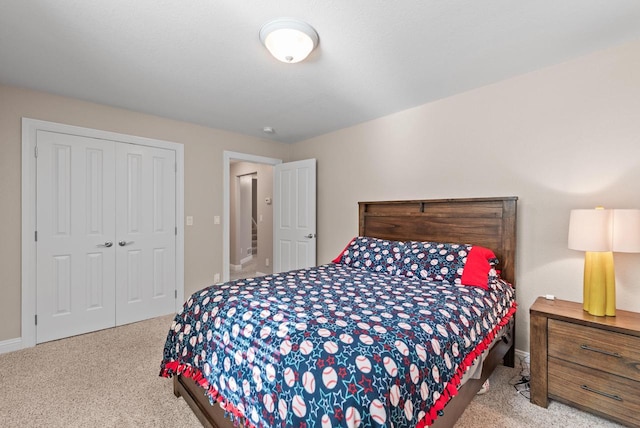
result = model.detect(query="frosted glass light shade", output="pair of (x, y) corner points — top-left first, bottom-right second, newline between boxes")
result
(260, 18), (319, 63)
(568, 209), (612, 252)
(612, 209), (640, 253)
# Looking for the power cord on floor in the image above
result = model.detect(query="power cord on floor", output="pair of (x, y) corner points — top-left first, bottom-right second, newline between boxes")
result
(510, 356), (530, 399)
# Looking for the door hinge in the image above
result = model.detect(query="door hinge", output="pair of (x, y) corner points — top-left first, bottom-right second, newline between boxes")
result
(35, 315), (38, 325)
(35, 230), (38, 242)
(175, 226), (177, 236)
(175, 290), (177, 299)
(34, 146), (38, 158)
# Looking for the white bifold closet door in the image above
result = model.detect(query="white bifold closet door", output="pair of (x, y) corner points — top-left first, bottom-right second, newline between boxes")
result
(36, 131), (176, 343)
(115, 142), (176, 325)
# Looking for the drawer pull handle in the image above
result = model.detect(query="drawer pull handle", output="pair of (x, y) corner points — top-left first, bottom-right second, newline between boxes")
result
(580, 344), (621, 358)
(581, 385), (622, 402)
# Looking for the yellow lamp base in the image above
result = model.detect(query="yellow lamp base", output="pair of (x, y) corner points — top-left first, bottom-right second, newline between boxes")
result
(583, 251), (616, 316)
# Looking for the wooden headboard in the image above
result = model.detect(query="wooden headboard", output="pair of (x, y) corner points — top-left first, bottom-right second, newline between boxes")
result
(359, 197), (518, 286)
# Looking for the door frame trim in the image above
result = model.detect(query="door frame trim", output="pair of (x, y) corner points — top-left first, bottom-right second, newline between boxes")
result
(222, 151), (281, 282)
(21, 118), (185, 348)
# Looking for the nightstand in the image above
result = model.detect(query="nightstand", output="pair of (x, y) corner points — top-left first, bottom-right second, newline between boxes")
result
(529, 297), (640, 427)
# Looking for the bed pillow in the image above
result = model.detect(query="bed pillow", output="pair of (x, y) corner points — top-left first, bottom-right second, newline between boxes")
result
(332, 236), (406, 275)
(397, 241), (498, 289)
(461, 246), (501, 289)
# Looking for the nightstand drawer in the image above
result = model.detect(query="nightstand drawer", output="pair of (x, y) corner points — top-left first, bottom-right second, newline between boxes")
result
(548, 319), (640, 382)
(549, 357), (640, 427)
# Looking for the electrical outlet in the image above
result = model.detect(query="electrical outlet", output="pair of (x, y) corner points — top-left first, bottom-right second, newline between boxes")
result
(214, 273), (220, 282)
(186, 216), (193, 226)
(214, 216), (220, 225)
(265, 258), (269, 267)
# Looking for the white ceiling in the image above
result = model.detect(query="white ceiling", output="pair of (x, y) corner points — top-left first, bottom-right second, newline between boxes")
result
(2, 1), (640, 144)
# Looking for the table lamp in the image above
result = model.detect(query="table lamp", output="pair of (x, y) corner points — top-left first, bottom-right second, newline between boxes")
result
(568, 208), (640, 316)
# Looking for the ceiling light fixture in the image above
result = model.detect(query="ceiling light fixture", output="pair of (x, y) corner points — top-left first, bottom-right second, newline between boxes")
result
(259, 18), (319, 64)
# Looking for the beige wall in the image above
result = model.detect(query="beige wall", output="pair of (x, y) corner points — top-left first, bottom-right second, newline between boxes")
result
(4, 38), (640, 353)
(229, 161), (274, 274)
(0, 85), (290, 342)
(290, 38), (640, 353)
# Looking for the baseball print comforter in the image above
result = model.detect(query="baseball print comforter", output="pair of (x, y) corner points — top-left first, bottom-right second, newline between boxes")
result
(160, 260), (516, 427)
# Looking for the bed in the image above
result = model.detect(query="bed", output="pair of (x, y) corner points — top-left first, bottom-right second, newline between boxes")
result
(161, 196), (517, 427)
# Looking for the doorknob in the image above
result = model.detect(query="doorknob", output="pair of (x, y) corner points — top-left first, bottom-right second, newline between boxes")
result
(97, 241), (113, 248)
(305, 233), (317, 239)
(118, 240), (135, 247)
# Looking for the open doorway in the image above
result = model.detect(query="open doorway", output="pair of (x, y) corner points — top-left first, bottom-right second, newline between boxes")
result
(229, 171), (262, 280)
(223, 152), (282, 282)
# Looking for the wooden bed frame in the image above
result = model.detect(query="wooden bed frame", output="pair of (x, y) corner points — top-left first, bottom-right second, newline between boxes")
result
(173, 196), (518, 428)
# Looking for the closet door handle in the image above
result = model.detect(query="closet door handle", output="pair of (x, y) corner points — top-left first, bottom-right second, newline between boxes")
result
(97, 241), (113, 248)
(118, 240), (135, 247)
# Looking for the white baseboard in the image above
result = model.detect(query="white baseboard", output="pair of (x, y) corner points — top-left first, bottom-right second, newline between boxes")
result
(230, 263), (242, 272)
(255, 271), (267, 277)
(515, 348), (530, 364)
(0, 337), (23, 355)
(240, 255), (253, 265)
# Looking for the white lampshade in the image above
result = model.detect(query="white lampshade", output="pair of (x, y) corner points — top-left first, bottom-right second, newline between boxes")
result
(260, 18), (319, 63)
(612, 209), (640, 253)
(568, 208), (612, 251)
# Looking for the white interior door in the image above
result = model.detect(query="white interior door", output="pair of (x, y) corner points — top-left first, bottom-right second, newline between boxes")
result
(273, 159), (316, 273)
(115, 143), (176, 325)
(36, 131), (116, 343)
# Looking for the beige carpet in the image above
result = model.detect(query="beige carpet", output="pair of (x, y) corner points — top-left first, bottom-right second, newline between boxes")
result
(0, 315), (622, 428)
